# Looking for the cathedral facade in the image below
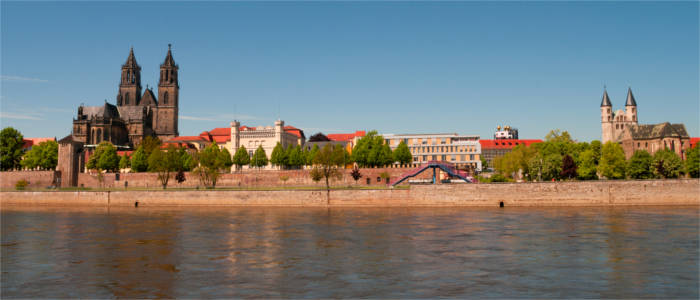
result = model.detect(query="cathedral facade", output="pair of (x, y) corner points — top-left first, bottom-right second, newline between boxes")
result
(71, 45), (179, 147)
(600, 88), (690, 159)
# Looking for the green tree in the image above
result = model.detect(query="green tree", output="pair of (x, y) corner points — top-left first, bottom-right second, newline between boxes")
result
(313, 144), (345, 192)
(352, 130), (390, 167)
(87, 141), (119, 172)
(251, 145), (268, 169)
(0, 127), (24, 171)
(140, 136), (162, 156)
(528, 152), (562, 181)
(232, 146), (250, 171)
(218, 147), (234, 172)
(119, 153), (130, 170)
(627, 150), (653, 179)
(288, 145), (304, 168)
(576, 149), (598, 180)
(193, 144), (225, 188)
(130, 146), (148, 172)
(685, 146), (700, 178)
(270, 142), (287, 168)
(393, 141), (412, 166)
(306, 144), (319, 166)
(148, 145), (180, 189)
(21, 140), (58, 170)
(652, 149), (683, 179)
(598, 142), (626, 179)
(177, 148), (194, 171)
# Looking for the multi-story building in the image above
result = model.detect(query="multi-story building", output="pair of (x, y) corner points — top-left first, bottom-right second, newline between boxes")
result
(479, 139), (542, 170)
(383, 133), (482, 171)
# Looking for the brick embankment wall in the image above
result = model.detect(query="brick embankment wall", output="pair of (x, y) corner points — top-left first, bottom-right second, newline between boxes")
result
(76, 168), (408, 189)
(2, 179), (698, 207)
(0, 171), (56, 189)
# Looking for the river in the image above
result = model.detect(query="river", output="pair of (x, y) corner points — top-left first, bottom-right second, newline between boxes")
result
(1, 205), (698, 298)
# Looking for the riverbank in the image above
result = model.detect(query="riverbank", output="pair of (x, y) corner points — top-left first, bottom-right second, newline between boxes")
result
(2, 179), (698, 207)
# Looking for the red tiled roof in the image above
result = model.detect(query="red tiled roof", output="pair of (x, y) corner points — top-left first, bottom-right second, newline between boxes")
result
(284, 126), (303, 138)
(479, 139), (542, 149)
(22, 137), (56, 149)
(328, 131), (366, 142)
(117, 150), (134, 157)
(207, 127), (230, 136)
(167, 136), (208, 142)
(690, 137), (700, 148)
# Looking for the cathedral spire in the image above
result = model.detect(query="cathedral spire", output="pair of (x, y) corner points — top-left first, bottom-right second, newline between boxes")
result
(600, 88), (612, 107)
(123, 47), (139, 68)
(625, 87), (637, 106)
(162, 44), (176, 67)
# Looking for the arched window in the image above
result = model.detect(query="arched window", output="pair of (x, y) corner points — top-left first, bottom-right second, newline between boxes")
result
(125, 93), (130, 105)
(96, 129), (102, 143)
(170, 70), (174, 83)
(163, 92), (168, 105)
(671, 140), (675, 151)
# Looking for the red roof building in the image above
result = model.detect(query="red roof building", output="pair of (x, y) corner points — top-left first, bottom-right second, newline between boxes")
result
(690, 137), (700, 149)
(22, 137), (56, 151)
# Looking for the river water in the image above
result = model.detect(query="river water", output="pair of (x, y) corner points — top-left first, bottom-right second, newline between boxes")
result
(1, 205), (698, 298)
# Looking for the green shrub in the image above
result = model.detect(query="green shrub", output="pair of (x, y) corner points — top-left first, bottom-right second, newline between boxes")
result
(15, 179), (28, 190)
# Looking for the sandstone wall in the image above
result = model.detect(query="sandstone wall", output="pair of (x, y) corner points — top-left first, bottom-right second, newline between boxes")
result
(2, 179), (698, 207)
(0, 171), (57, 189)
(75, 168), (408, 189)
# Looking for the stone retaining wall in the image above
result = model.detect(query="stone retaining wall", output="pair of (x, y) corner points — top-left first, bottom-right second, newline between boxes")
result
(0, 171), (57, 189)
(2, 179), (698, 207)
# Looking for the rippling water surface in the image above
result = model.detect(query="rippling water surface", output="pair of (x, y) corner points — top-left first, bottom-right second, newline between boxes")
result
(2, 205), (698, 298)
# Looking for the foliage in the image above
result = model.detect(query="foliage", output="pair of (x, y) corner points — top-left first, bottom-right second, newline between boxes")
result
(130, 146), (148, 172)
(87, 141), (119, 172)
(140, 136), (162, 156)
(576, 149), (598, 180)
(312, 144), (346, 191)
(21, 140), (58, 170)
(287, 145), (305, 168)
(308, 132), (331, 142)
(250, 145), (268, 169)
(218, 147), (234, 172)
(306, 144), (320, 166)
(148, 145), (182, 189)
(350, 167), (362, 183)
(379, 171), (390, 180)
(560, 154), (577, 179)
(178, 148), (194, 171)
(481, 158), (489, 171)
(598, 142), (626, 179)
(627, 150), (653, 179)
(279, 175), (290, 184)
(652, 149), (682, 179)
(232, 145), (250, 171)
(119, 153), (130, 170)
(15, 179), (28, 190)
(309, 167), (323, 183)
(393, 141), (412, 166)
(494, 143), (537, 180)
(175, 170), (186, 184)
(352, 130), (393, 167)
(193, 144), (226, 188)
(270, 142), (287, 168)
(684, 146), (699, 178)
(528, 152), (562, 181)
(1, 127), (25, 171)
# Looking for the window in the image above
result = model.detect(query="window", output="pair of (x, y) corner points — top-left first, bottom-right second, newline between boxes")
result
(451, 155), (456, 161)
(163, 92), (169, 105)
(441, 155), (446, 160)
(470, 154), (474, 160)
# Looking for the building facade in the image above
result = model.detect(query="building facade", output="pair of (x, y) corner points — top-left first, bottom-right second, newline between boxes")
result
(479, 138), (542, 171)
(600, 88), (691, 159)
(71, 46), (180, 147)
(383, 133), (481, 171)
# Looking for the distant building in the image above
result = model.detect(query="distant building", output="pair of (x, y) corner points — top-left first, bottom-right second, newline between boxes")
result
(327, 131), (366, 155)
(494, 125), (518, 139)
(479, 138), (542, 170)
(22, 137), (56, 151)
(383, 133), (481, 171)
(600, 88), (691, 159)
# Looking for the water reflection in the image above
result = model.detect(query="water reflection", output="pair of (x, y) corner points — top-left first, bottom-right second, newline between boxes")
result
(2, 206), (698, 298)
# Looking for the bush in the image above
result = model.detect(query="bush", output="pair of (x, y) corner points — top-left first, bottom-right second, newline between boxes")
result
(15, 179), (28, 190)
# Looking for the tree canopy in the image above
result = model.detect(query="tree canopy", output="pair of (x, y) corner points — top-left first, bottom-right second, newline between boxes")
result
(393, 141), (412, 166)
(652, 149), (682, 179)
(251, 145), (268, 169)
(0, 127), (25, 171)
(685, 146), (700, 178)
(20, 140), (58, 170)
(232, 145), (250, 171)
(627, 150), (653, 179)
(130, 146), (148, 172)
(598, 142), (626, 179)
(87, 141), (119, 172)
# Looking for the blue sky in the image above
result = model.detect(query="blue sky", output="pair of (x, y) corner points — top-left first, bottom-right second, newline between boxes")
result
(1, 1), (698, 141)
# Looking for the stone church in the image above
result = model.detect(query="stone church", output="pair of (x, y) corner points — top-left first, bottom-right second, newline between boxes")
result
(600, 88), (690, 159)
(71, 45), (179, 147)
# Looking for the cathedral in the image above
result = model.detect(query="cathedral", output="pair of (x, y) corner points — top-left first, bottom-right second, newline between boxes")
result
(71, 45), (180, 147)
(600, 88), (690, 159)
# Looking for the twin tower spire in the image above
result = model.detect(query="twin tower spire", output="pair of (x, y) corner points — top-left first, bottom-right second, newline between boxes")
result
(600, 87), (637, 107)
(118, 45), (179, 107)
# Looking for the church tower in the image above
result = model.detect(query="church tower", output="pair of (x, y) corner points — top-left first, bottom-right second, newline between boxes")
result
(117, 48), (142, 106)
(600, 88), (613, 143)
(154, 44), (179, 139)
(625, 87), (638, 125)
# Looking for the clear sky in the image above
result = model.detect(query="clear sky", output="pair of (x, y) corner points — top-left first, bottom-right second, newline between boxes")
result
(1, 1), (698, 142)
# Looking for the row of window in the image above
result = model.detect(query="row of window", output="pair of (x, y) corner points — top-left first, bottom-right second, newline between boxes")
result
(409, 145), (478, 154)
(412, 154), (476, 162)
